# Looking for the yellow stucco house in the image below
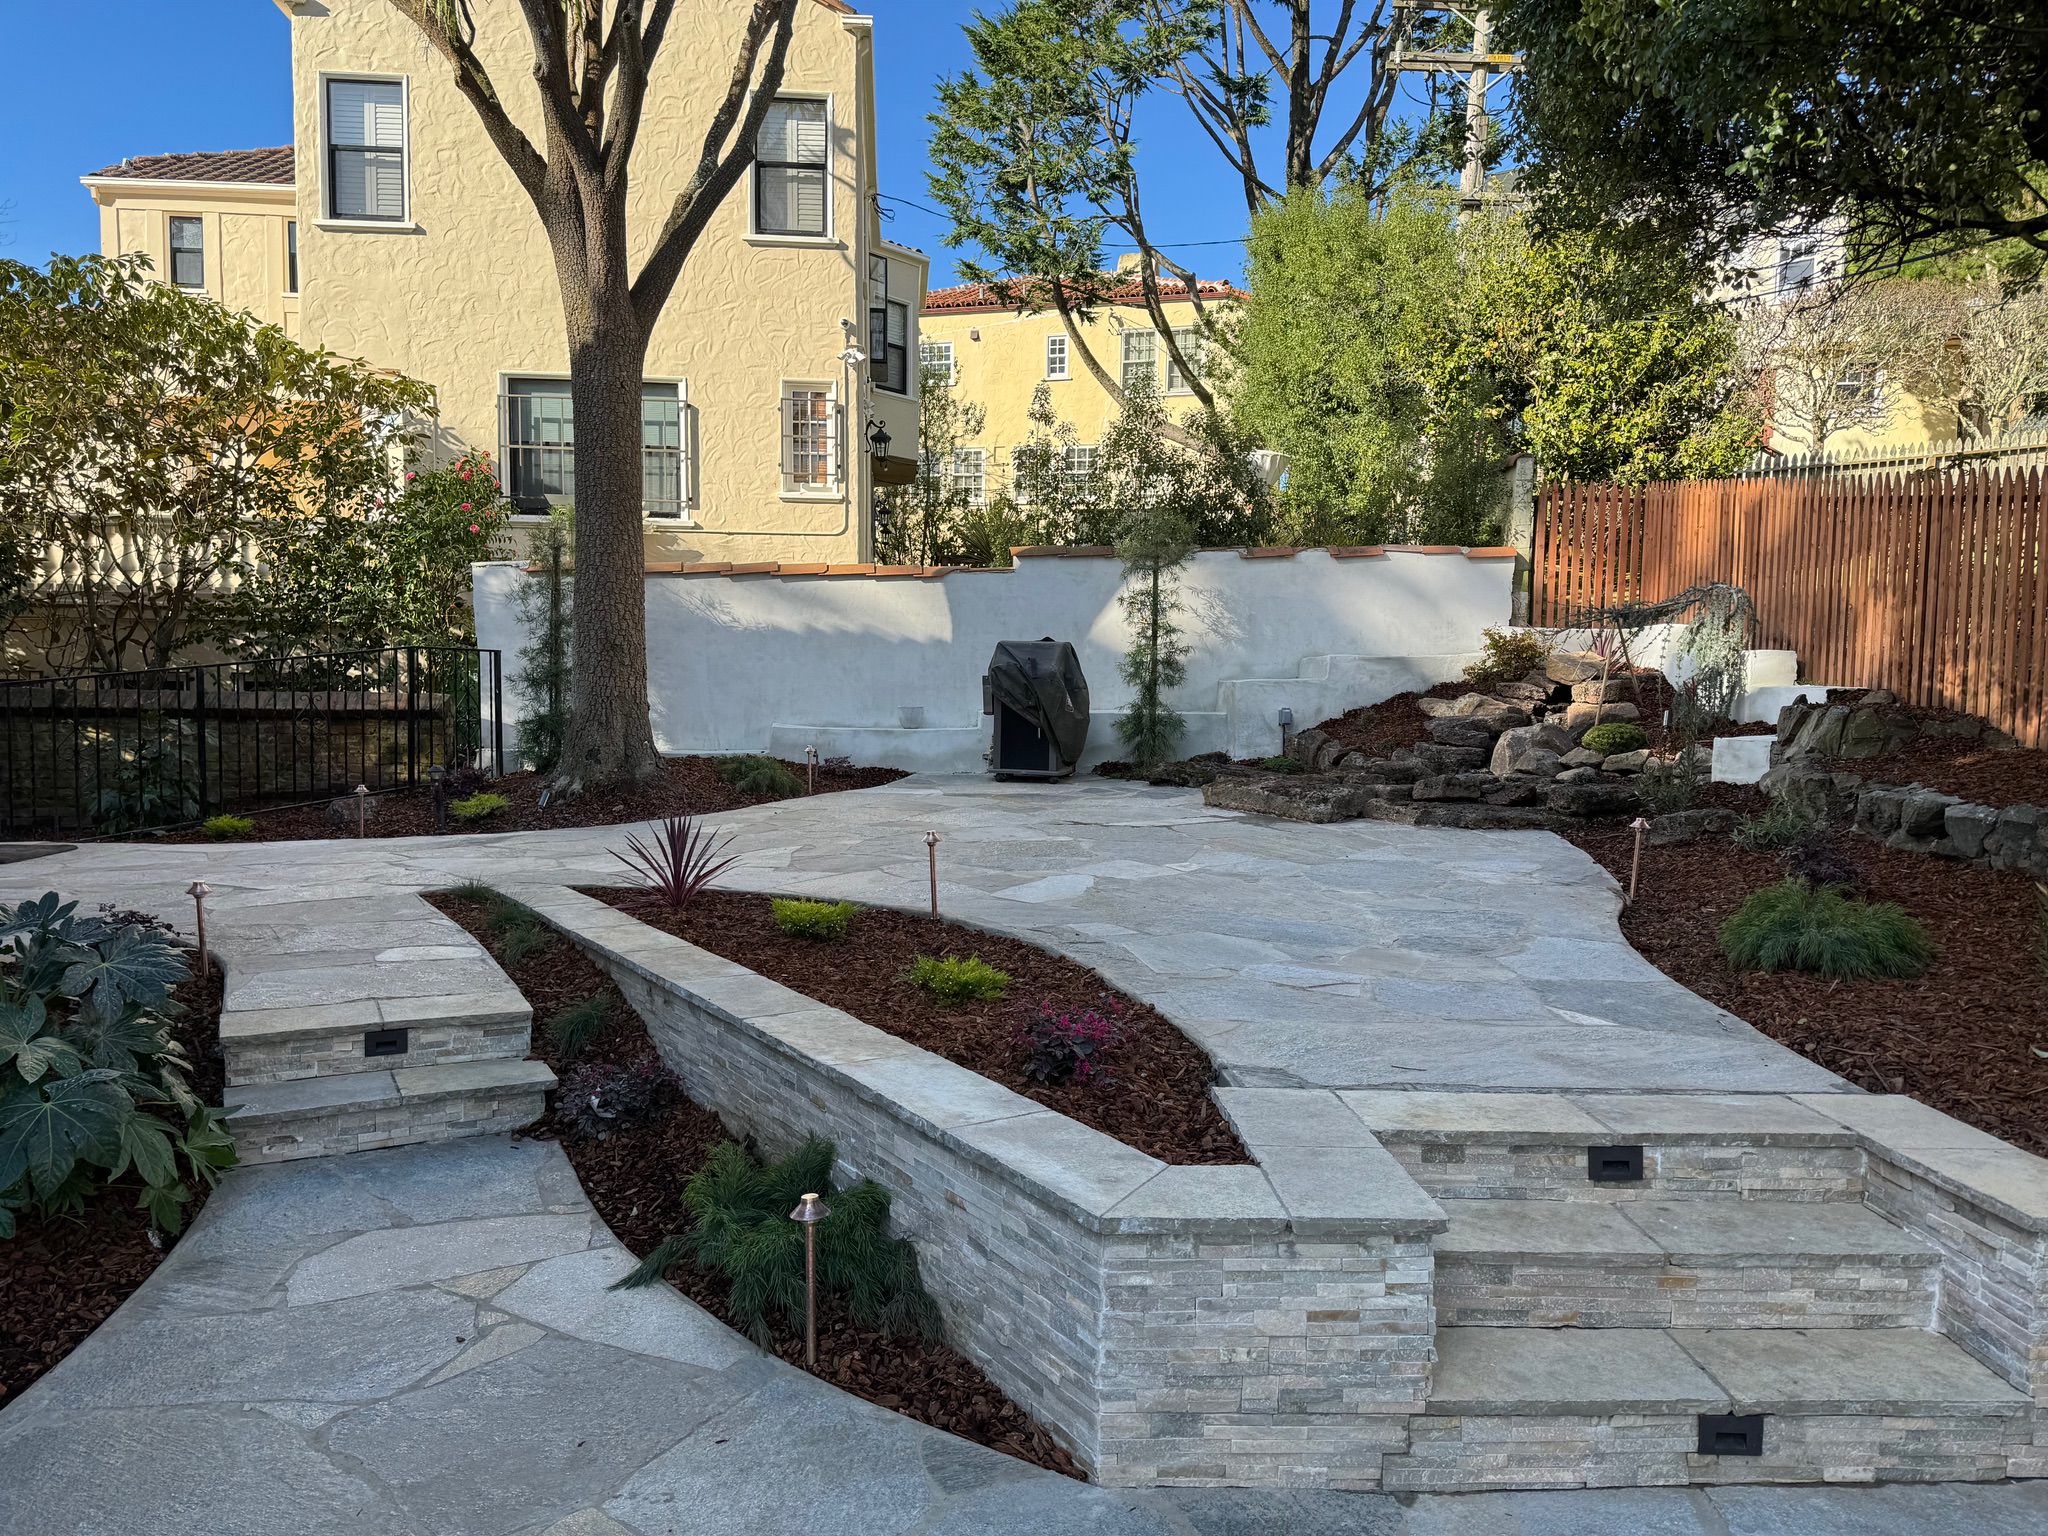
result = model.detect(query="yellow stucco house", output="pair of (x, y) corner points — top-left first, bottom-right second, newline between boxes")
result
(85, 0), (925, 566)
(915, 269), (1238, 503)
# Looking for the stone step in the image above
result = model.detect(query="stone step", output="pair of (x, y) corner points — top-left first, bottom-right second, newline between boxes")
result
(1435, 1198), (1940, 1329)
(219, 990), (533, 1087)
(1387, 1326), (2033, 1491)
(224, 1058), (555, 1165)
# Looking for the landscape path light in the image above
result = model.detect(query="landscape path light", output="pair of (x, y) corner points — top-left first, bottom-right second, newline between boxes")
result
(789, 1191), (831, 1368)
(1628, 816), (1650, 904)
(186, 881), (212, 979)
(353, 783), (369, 838)
(804, 745), (819, 796)
(925, 830), (941, 917)
(429, 763), (449, 833)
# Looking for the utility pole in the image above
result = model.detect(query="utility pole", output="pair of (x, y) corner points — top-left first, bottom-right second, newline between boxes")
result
(1389, 5), (1523, 215)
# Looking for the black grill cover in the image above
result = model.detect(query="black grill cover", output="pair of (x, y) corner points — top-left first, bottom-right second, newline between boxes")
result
(986, 640), (1090, 768)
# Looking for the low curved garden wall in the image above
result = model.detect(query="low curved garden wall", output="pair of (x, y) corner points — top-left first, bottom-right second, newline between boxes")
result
(512, 885), (1448, 1489)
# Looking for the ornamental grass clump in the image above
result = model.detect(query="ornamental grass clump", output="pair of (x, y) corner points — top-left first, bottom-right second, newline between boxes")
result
(1732, 795), (1819, 853)
(772, 898), (855, 940)
(199, 814), (255, 840)
(543, 994), (613, 1057)
(614, 1136), (938, 1349)
(715, 754), (803, 800)
(450, 791), (512, 823)
(1015, 999), (1124, 1086)
(1717, 879), (1932, 980)
(906, 954), (1010, 1004)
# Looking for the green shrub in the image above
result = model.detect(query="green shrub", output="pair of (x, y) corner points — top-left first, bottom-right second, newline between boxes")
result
(905, 954), (1010, 1004)
(1717, 879), (1932, 979)
(450, 791), (512, 823)
(614, 1137), (938, 1347)
(1580, 721), (1648, 757)
(199, 814), (255, 840)
(1732, 795), (1819, 853)
(772, 899), (855, 940)
(479, 893), (551, 964)
(0, 893), (238, 1238)
(544, 994), (612, 1057)
(1463, 627), (1550, 689)
(1636, 752), (1705, 814)
(715, 754), (803, 800)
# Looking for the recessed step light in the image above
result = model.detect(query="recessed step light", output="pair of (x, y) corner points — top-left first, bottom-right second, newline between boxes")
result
(363, 1026), (410, 1058)
(1587, 1144), (1644, 1183)
(1697, 1413), (1765, 1457)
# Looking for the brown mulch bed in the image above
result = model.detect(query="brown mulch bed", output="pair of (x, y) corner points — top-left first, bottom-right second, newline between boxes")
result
(1561, 819), (2048, 1158)
(588, 887), (1246, 1167)
(426, 888), (1084, 1477)
(0, 963), (225, 1409)
(1815, 699), (2048, 809)
(133, 755), (906, 843)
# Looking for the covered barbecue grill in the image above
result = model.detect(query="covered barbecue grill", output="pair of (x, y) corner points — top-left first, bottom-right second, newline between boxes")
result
(981, 639), (1090, 779)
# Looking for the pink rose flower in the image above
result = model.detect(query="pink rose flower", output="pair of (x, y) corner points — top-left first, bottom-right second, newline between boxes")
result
(468, 523), (481, 534)
(405, 471), (417, 481)
(459, 502), (472, 512)
(460, 470), (472, 481)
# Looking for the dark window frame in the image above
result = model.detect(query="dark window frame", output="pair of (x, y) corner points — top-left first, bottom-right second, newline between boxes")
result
(754, 98), (828, 238)
(168, 217), (204, 288)
(326, 77), (407, 224)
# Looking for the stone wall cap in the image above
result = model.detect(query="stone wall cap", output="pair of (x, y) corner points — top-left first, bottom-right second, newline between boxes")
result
(1340, 1089), (1609, 1144)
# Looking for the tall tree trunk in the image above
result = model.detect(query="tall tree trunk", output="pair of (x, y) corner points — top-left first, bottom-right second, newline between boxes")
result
(551, 278), (662, 790)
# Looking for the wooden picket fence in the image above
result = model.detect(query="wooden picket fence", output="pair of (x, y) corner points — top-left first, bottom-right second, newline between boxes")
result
(1531, 468), (2048, 749)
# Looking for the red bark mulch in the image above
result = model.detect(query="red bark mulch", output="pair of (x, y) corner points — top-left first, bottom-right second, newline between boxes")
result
(589, 887), (1247, 1167)
(138, 755), (906, 843)
(0, 964), (225, 1409)
(424, 888), (1082, 1477)
(1561, 820), (2048, 1158)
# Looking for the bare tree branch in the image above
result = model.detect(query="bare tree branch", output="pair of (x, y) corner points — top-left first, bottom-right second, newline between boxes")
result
(386, 0), (550, 201)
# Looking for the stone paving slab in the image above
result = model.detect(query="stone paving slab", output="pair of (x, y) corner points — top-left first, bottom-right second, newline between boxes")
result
(1670, 1327), (2033, 1416)
(1429, 1328), (1728, 1415)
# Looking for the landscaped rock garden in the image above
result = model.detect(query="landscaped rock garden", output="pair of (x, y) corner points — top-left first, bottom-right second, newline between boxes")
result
(1195, 647), (1727, 829)
(137, 753), (905, 843)
(427, 885), (1084, 1476)
(1763, 693), (2048, 880)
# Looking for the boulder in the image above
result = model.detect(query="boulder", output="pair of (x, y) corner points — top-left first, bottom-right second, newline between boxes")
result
(1288, 727), (1333, 765)
(1570, 676), (1633, 704)
(1897, 789), (1960, 841)
(1311, 737), (1350, 772)
(1602, 749), (1651, 773)
(1408, 743), (1490, 773)
(1411, 802), (1559, 830)
(1560, 747), (1605, 768)
(1202, 775), (1374, 823)
(1420, 692), (1500, 718)
(1490, 724), (1571, 776)
(1554, 766), (1598, 783)
(1545, 780), (1643, 818)
(1413, 771), (1499, 802)
(1341, 757), (1425, 785)
(1545, 652), (1607, 685)
(1836, 707), (1918, 760)
(1494, 681), (1552, 705)
(1853, 785), (1907, 838)
(1942, 802), (1999, 861)
(1484, 777), (1545, 807)
(1425, 716), (1503, 750)
(1646, 808), (1738, 845)
(1986, 803), (2048, 879)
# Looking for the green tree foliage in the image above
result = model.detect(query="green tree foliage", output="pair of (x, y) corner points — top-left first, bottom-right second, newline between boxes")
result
(0, 893), (236, 1239)
(1499, 0), (2048, 265)
(1232, 185), (1756, 544)
(876, 360), (987, 565)
(514, 508), (575, 772)
(0, 254), (431, 670)
(1103, 384), (1197, 768)
(211, 456), (509, 655)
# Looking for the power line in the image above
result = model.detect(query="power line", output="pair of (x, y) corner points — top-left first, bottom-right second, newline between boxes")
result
(875, 191), (1250, 250)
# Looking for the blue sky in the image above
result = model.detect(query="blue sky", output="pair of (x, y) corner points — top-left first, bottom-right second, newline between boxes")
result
(0, 2), (1367, 287)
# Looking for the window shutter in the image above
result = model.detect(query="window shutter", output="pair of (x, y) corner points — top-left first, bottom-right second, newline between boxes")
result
(328, 79), (405, 219)
(330, 79), (404, 148)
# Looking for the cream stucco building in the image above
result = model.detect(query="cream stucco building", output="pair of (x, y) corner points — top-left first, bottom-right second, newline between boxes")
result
(915, 272), (1238, 503)
(87, 0), (925, 566)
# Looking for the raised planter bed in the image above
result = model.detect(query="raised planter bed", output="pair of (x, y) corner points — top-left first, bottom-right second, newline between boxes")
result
(424, 887), (1081, 1476)
(587, 888), (1245, 1166)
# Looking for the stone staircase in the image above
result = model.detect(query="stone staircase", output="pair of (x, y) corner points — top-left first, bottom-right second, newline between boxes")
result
(1338, 1090), (2047, 1490)
(215, 895), (555, 1165)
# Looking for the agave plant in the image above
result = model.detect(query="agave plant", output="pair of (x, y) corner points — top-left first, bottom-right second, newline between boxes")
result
(611, 814), (741, 913)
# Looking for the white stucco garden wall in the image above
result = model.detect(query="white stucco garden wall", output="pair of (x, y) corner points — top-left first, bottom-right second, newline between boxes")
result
(474, 547), (1517, 772)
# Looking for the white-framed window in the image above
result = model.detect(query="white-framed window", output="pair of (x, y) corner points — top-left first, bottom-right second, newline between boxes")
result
(1779, 241), (1818, 294)
(782, 382), (839, 492)
(950, 447), (985, 508)
(755, 97), (828, 238)
(868, 256), (909, 394)
(1120, 328), (1157, 391)
(1166, 326), (1203, 394)
(502, 377), (689, 518)
(920, 339), (956, 386)
(1834, 366), (1881, 405)
(1061, 444), (1096, 493)
(1045, 333), (1069, 380)
(325, 76), (408, 222)
(285, 220), (298, 295)
(168, 217), (204, 288)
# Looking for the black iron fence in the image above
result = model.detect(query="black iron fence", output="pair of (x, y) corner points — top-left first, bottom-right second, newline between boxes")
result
(0, 646), (505, 838)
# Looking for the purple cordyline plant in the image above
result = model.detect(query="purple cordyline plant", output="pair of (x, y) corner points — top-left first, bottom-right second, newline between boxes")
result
(612, 814), (740, 912)
(1016, 997), (1126, 1086)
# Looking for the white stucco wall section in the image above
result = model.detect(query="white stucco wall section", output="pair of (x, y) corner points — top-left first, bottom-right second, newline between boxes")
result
(474, 548), (1516, 772)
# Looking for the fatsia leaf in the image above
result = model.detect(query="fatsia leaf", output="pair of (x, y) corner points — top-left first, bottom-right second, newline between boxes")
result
(0, 1204), (14, 1239)
(63, 1002), (169, 1074)
(115, 1113), (179, 1190)
(0, 995), (49, 1061)
(0, 1070), (131, 1199)
(0, 892), (76, 943)
(58, 927), (188, 1014)
(11, 1033), (83, 1084)
(138, 1179), (192, 1236)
